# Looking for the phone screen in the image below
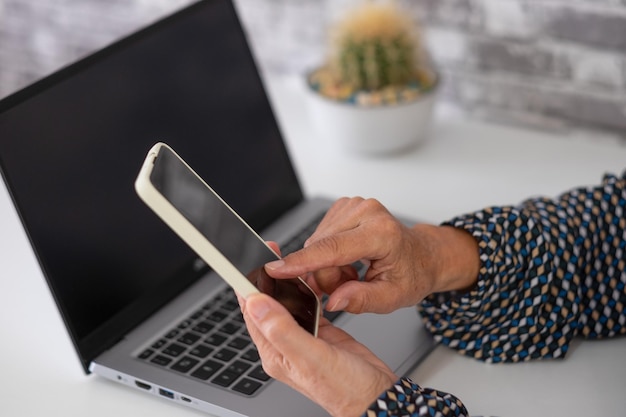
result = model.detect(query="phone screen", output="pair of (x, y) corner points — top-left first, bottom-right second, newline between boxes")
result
(148, 146), (319, 334)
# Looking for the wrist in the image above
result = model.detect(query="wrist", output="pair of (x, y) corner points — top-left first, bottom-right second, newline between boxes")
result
(437, 225), (480, 293)
(413, 224), (479, 295)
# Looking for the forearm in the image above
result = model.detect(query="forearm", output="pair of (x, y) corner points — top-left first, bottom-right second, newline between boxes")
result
(420, 171), (626, 362)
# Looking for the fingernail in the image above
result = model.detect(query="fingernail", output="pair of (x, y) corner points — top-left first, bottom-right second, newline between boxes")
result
(265, 259), (285, 270)
(248, 295), (271, 321)
(327, 298), (348, 312)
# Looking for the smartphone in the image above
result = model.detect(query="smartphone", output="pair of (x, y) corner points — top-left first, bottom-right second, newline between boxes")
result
(135, 142), (320, 336)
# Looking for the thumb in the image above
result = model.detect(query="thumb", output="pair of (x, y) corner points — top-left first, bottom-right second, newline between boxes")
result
(245, 293), (312, 354)
(244, 292), (274, 323)
(326, 279), (401, 314)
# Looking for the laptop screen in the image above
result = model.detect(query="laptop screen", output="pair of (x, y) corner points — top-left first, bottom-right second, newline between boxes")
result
(0, 0), (303, 371)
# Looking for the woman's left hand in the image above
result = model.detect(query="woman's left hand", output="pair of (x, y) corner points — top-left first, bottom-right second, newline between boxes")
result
(239, 292), (398, 417)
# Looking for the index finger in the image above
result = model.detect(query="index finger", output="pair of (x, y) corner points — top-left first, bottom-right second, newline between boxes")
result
(265, 228), (374, 278)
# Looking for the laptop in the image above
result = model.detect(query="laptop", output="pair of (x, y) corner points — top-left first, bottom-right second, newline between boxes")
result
(0, 1), (434, 416)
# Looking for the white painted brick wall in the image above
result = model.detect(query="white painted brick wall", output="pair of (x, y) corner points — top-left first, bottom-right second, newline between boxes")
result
(0, 0), (194, 96)
(1, 0), (625, 137)
(482, 0), (535, 39)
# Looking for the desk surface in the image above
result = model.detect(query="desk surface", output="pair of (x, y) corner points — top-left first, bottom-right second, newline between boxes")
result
(1, 74), (625, 417)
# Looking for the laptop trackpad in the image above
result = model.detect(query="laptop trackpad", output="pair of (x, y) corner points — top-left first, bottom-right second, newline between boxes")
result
(334, 306), (435, 376)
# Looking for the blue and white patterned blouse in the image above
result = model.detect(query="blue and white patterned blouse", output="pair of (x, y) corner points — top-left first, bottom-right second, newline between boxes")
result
(364, 171), (626, 417)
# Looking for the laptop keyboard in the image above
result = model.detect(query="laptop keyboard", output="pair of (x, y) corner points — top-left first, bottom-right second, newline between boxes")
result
(137, 287), (270, 395)
(137, 211), (346, 397)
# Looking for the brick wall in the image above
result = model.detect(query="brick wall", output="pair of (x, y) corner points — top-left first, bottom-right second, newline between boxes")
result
(1, 0), (625, 139)
(0, 0), (193, 97)
(237, 0), (626, 138)
(407, 0), (626, 136)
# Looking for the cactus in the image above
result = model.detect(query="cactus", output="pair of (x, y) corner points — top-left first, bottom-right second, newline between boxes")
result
(328, 2), (420, 92)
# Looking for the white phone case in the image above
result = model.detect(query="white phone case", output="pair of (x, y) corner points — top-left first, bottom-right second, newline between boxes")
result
(134, 142), (320, 335)
(136, 142), (263, 298)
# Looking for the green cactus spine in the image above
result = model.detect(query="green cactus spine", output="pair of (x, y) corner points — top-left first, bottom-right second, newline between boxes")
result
(329, 2), (419, 92)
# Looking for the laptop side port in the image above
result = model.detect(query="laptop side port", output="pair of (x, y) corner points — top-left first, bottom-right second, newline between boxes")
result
(159, 388), (175, 399)
(134, 380), (152, 390)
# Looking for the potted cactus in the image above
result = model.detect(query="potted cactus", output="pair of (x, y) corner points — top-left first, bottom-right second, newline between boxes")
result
(306, 1), (439, 155)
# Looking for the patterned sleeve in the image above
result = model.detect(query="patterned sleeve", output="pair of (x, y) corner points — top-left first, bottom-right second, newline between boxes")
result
(362, 172), (625, 417)
(419, 171), (626, 363)
(363, 377), (468, 417)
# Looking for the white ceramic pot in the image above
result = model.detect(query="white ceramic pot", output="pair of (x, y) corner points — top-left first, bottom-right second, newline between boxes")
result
(305, 79), (438, 156)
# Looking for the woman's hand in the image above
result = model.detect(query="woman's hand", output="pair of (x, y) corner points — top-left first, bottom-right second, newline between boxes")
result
(266, 197), (479, 314)
(239, 292), (398, 417)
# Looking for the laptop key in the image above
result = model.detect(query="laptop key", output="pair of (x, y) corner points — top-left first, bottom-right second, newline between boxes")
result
(190, 310), (204, 320)
(150, 355), (173, 367)
(214, 348), (237, 362)
(207, 310), (228, 322)
(189, 344), (213, 358)
(248, 365), (271, 381)
(178, 332), (201, 345)
(205, 333), (227, 346)
(240, 348), (260, 362)
(152, 339), (167, 349)
(222, 300), (239, 311)
(191, 360), (223, 380)
(323, 310), (343, 323)
(171, 356), (200, 373)
(232, 378), (262, 396)
(219, 322), (241, 335)
(162, 343), (186, 357)
(164, 329), (180, 339)
(138, 348), (154, 359)
(212, 369), (240, 387)
(227, 360), (251, 375)
(192, 321), (214, 334)
(227, 337), (250, 350)
(177, 319), (193, 329)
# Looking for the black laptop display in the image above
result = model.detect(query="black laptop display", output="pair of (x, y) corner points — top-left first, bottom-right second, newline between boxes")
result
(0, 1), (433, 416)
(0, 0), (301, 371)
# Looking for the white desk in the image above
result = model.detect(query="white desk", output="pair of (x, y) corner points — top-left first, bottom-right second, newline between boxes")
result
(1, 74), (625, 417)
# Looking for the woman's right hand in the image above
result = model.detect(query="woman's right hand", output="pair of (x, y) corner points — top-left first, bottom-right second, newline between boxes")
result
(266, 197), (479, 314)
